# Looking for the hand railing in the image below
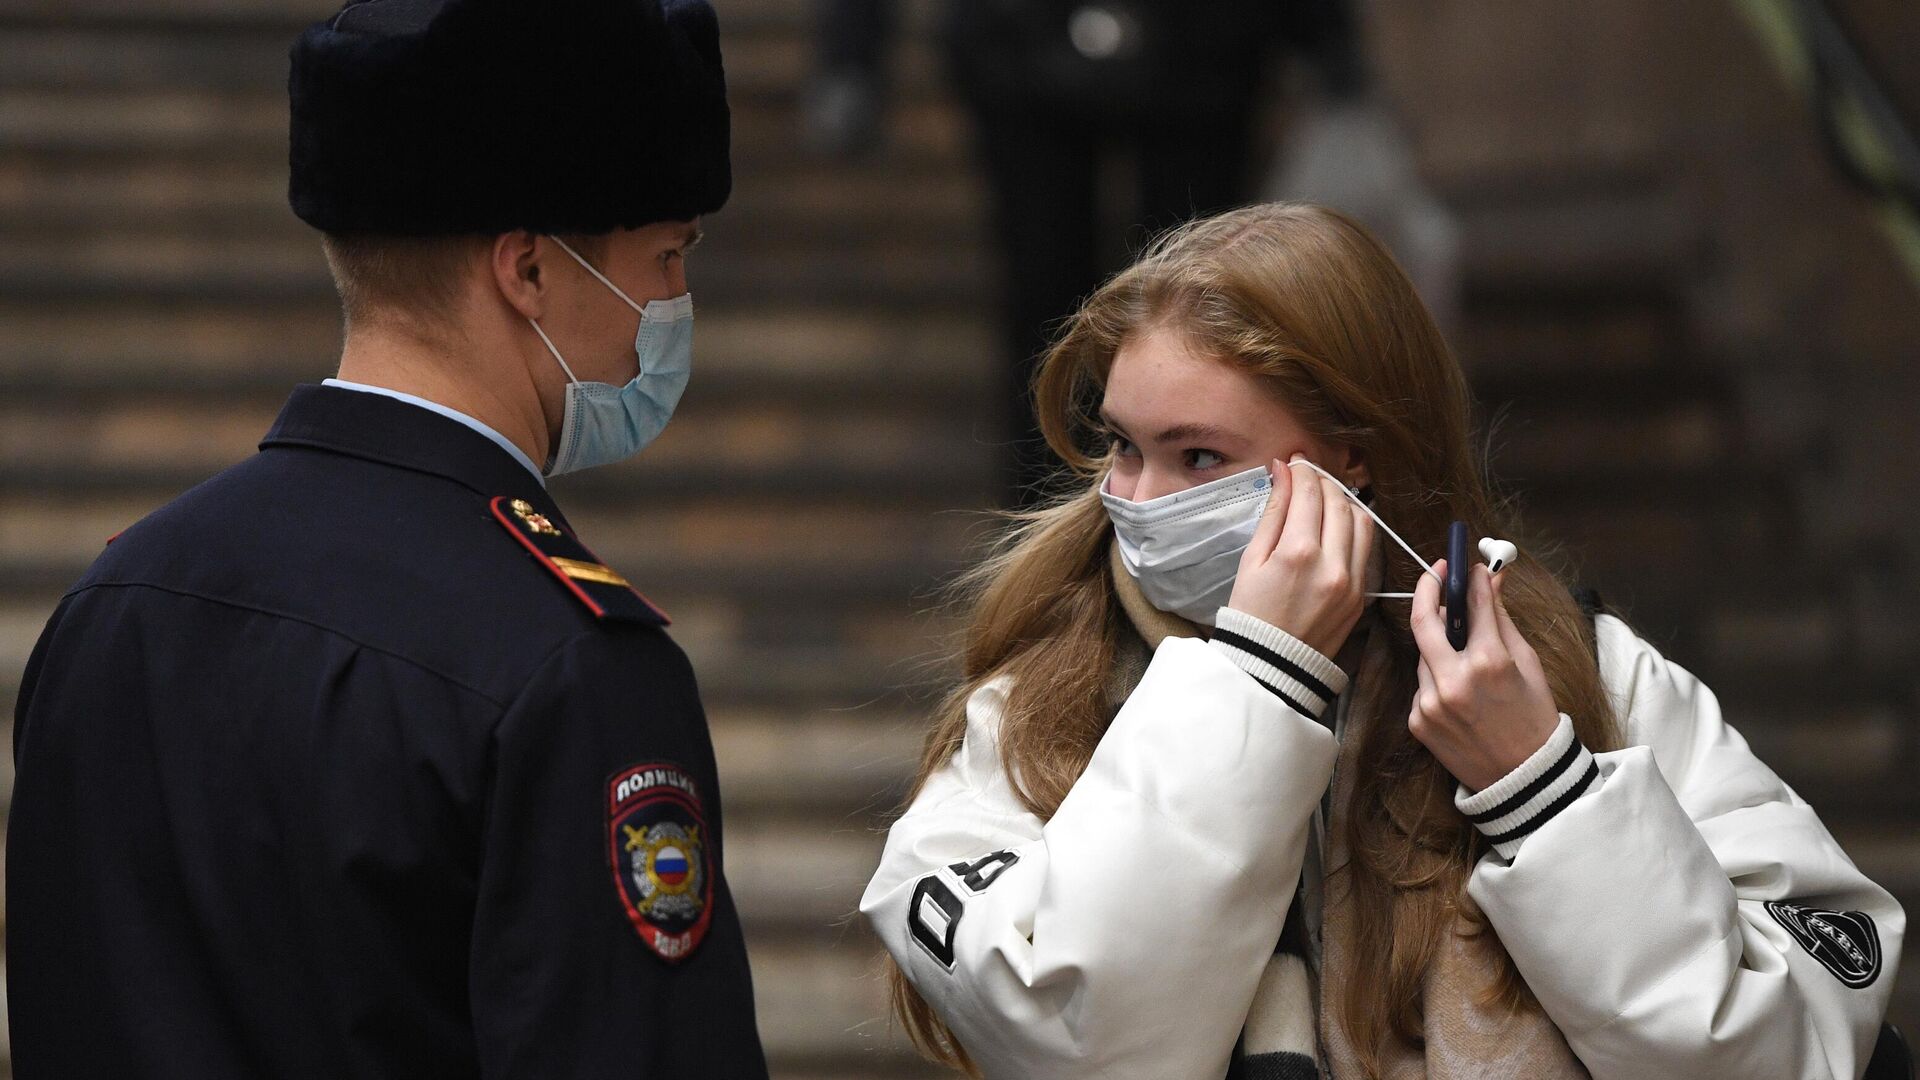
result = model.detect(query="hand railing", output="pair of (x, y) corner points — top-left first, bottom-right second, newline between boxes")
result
(1733, 0), (1920, 289)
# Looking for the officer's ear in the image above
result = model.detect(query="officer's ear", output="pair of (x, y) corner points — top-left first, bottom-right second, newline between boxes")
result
(490, 230), (548, 320)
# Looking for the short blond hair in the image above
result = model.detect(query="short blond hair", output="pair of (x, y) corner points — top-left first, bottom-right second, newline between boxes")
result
(320, 232), (611, 332)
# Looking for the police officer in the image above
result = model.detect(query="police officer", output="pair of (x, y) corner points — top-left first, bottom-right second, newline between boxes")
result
(7, 0), (767, 1076)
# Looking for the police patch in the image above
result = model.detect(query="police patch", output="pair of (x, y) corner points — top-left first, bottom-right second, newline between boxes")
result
(608, 762), (713, 964)
(1765, 900), (1881, 988)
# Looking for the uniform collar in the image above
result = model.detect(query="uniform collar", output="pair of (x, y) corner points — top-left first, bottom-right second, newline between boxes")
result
(321, 378), (544, 485)
(260, 383), (548, 501)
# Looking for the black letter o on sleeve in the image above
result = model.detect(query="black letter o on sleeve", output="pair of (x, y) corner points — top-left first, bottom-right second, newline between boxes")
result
(907, 876), (964, 970)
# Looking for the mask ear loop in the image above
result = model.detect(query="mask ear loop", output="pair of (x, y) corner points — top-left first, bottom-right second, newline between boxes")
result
(526, 318), (581, 385)
(548, 235), (647, 315)
(1285, 458), (1440, 599)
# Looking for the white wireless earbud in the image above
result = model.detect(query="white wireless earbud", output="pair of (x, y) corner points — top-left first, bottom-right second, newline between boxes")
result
(1478, 538), (1519, 573)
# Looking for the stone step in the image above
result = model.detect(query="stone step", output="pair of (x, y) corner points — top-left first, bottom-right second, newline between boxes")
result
(0, 229), (992, 307)
(1733, 707), (1918, 816)
(745, 936), (937, 1077)
(6, 575), (1904, 807)
(0, 688), (924, 837)
(712, 695), (1914, 859)
(0, 0), (336, 26)
(0, 441), (1807, 642)
(712, 708), (924, 817)
(729, 817), (888, 936)
(0, 0), (867, 33)
(0, 85), (970, 171)
(1484, 398), (1740, 486)
(0, 488), (996, 616)
(3, 658), (1908, 838)
(0, 380), (1000, 492)
(1, 636), (1898, 820)
(3, 599), (1889, 818)
(0, 195), (1697, 319)
(0, 307), (1721, 426)
(0, 591), (952, 719)
(0, 158), (983, 243)
(1451, 185), (1696, 300)
(0, 377), (1737, 491)
(0, 302), (994, 390)
(1458, 297), (1693, 380)
(672, 614), (959, 708)
(0, 23), (948, 101)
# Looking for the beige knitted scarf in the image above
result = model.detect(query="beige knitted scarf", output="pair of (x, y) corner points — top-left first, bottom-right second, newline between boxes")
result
(1104, 541), (1588, 1079)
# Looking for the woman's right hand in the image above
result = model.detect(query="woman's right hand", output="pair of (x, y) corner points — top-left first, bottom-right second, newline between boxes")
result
(1225, 456), (1374, 658)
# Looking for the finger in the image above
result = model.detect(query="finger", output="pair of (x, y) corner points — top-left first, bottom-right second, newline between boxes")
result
(1246, 459), (1291, 562)
(1490, 572), (1549, 681)
(1279, 455), (1324, 549)
(1347, 496), (1375, 589)
(1410, 558), (1455, 661)
(1411, 657), (1441, 737)
(1319, 475), (1352, 565)
(1489, 570), (1528, 657)
(1465, 562), (1508, 659)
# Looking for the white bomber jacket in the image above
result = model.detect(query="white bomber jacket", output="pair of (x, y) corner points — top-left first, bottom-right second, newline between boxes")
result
(860, 611), (1905, 1079)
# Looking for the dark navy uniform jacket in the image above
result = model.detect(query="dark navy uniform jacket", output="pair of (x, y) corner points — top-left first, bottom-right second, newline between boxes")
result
(8, 384), (768, 1079)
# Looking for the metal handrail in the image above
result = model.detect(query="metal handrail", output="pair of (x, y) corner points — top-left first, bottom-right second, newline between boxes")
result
(1733, 0), (1920, 288)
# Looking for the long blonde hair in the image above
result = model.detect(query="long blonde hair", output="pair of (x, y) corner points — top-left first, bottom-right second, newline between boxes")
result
(888, 204), (1620, 1075)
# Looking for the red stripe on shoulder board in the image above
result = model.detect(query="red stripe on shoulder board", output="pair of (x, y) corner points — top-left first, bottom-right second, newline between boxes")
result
(489, 496), (609, 618)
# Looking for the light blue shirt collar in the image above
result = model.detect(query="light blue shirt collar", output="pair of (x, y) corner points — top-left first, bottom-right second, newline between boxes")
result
(322, 378), (544, 486)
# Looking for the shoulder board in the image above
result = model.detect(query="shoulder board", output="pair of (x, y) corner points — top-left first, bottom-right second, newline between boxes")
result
(490, 496), (669, 626)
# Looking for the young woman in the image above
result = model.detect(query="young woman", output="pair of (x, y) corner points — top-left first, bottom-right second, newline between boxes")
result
(861, 204), (1902, 1079)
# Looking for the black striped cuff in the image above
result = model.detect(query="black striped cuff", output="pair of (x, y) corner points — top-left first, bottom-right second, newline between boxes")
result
(1455, 714), (1599, 859)
(1209, 607), (1349, 722)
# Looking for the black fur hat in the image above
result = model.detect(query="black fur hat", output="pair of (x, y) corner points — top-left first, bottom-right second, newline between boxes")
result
(289, 0), (730, 235)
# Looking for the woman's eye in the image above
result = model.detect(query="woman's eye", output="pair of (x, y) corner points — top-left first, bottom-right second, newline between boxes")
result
(1108, 433), (1138, 457)
(1186, 449), (1224, 470)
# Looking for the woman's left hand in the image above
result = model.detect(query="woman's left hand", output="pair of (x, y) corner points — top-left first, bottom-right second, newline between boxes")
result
(1408, 560), (1561, 792)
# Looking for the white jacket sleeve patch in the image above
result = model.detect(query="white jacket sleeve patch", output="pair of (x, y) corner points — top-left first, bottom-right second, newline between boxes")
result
(1467, 614), (1905, 1080)
(860, 637), (1337, 1080)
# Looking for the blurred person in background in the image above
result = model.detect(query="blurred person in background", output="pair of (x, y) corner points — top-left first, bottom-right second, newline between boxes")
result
(861, 204), (1903, 1079)
(807, 0), (1367, 507)
(5, 1), (769, 1076)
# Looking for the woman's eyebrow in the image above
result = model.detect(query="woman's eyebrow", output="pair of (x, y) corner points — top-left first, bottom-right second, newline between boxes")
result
(1096, 412), (1234, 445)
(1151, 422), (1235, 444)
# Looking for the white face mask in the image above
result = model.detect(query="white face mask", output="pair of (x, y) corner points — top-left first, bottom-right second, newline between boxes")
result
(1100, 465), (1273, 626)
(1101, 458), (1448, 626)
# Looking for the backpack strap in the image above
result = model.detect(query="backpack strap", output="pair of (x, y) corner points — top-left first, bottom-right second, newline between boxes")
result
(1571, 586), (1605, 666)
(1571, 587), (1606, 620)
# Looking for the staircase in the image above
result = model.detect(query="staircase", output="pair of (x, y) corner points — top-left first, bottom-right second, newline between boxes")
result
(0, 1), (977, 1075)
(2, 0), (1914, 1074)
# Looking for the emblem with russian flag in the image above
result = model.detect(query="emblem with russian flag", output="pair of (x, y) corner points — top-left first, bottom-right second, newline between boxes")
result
(607, 762), (713, 963)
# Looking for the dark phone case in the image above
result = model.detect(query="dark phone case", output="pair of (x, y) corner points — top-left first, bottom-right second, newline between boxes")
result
(1446, 521), (1470, 650)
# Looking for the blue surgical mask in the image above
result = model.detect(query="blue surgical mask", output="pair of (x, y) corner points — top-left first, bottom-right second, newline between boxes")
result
(528, 237), (693, 476)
